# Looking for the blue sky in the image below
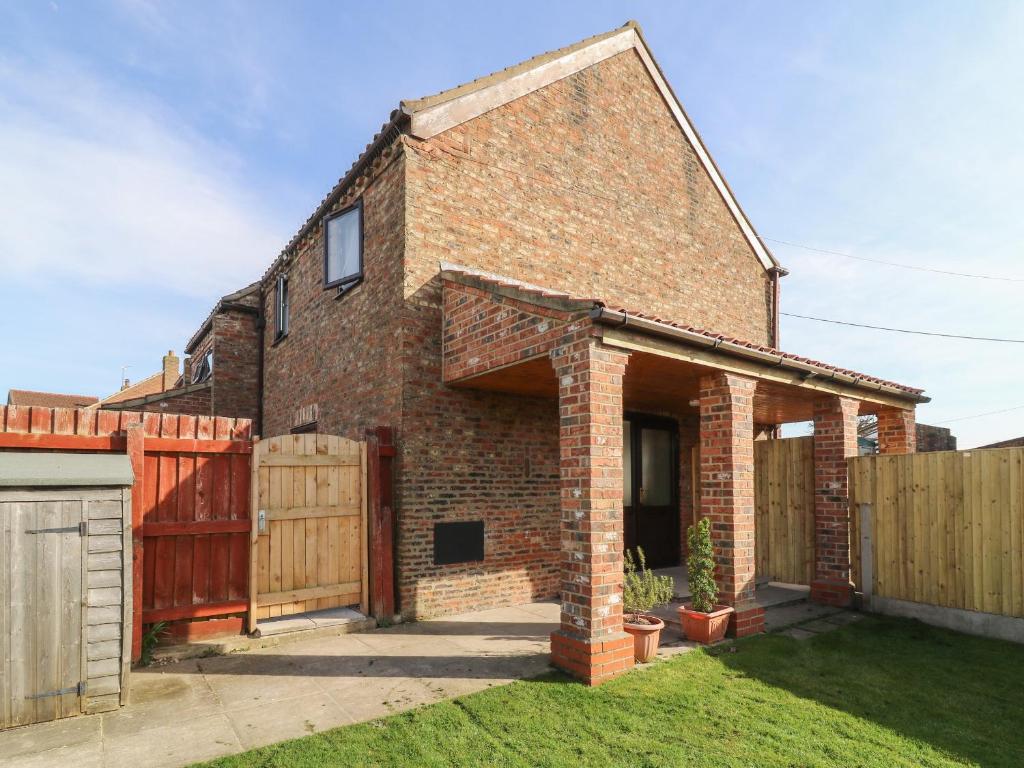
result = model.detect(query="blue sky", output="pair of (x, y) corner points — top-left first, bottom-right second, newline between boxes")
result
(1, 1), (1021, 447)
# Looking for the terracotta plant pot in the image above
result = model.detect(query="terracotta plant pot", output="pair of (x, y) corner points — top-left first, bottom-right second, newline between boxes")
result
(679, 604), (735, 644)
(623, 614), (665, 663)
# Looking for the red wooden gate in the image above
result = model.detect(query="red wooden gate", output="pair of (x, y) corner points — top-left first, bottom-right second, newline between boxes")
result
(140, 415), (252, 640)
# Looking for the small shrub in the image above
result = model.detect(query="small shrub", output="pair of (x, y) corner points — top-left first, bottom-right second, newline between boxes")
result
(687, 518), (718, 613)
(623, 547), (674, 620)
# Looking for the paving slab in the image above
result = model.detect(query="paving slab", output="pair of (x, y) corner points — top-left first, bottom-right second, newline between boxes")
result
(224, 691), (353, 750)
(257, 606), (365, 637)
(102, 711), (242, 768)
(0, 713), (100, 761)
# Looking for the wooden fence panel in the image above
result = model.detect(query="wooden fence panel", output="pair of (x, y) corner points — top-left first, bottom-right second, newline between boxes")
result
(754, 437), (815, 585)
(851, 447), (1024, 618)
(250, 434), (368, 626)
(140, 424), (251, 627)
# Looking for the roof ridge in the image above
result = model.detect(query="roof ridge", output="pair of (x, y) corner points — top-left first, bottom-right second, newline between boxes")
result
(401, 21), (638, 114)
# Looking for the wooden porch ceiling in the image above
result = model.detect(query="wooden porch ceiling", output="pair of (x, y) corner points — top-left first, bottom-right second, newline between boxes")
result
(449, 351), (884, 424)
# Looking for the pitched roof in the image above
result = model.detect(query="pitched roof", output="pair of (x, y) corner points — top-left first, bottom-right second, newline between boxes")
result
(6, 389), (98, 408)
(94, 372), (164, 407)
(185, 281), (261, 354)
(439, 263), (927, 402)
(258, 21), (781, 289)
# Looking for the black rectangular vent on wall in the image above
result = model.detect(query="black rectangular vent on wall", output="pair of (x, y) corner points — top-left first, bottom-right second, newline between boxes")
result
(434, 521), (485, 565)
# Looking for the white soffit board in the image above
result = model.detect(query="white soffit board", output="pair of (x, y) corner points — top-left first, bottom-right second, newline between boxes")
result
(406, 27), (777, 272)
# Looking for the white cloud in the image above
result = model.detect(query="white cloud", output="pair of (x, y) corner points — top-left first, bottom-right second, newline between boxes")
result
(0, 54), (285, 299)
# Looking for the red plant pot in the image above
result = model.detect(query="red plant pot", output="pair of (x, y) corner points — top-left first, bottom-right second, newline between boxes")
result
(679, 604), (735, 644)
(623, 615), (666, 663)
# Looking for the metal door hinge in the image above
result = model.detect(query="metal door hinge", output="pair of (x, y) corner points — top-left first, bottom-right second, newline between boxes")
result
(26, 681), (86, 700)
(258, 509), (267, 533)
(26, 522), (87, 536)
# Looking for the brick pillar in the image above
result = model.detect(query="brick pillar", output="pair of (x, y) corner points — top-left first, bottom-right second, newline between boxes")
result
(549, 337), (634, 685)
(811, 395), (859, 606)
(698, 372), (764, 637)
(877, 407), (916, 454)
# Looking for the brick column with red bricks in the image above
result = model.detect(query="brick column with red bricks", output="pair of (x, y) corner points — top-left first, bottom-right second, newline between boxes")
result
(810, 395), (860, 606)
(549, 336), (634, 685)
(877, 407), (917, 455)
(698, 372), (764, 637)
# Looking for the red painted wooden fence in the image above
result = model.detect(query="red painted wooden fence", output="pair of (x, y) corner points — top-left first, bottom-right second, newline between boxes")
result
(0, 406), (252, 657)
(0, 407), (399, 648)
(140, 414), (252, 640)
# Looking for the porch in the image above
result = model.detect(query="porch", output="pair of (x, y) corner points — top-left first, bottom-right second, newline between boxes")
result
(441, 265), (927, 684)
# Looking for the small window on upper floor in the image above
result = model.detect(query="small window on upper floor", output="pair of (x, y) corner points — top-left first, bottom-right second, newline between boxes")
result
(275, 274), (289, 340)
(323, 200), (363, 292)
(192, 350), (213, 384)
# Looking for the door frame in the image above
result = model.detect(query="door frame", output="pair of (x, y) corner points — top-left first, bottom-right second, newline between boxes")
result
(623, 412), (680, 568)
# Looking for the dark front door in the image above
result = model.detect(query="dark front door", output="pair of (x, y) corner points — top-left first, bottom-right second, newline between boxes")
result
(623, 414), (679, 569)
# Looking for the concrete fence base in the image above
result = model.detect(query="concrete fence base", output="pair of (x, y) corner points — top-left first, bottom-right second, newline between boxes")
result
(866, 595), (1024, 645)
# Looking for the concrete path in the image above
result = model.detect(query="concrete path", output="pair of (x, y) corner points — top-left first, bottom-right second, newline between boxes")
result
(0, 596), (839, 767)
(0, 602), (559, 768)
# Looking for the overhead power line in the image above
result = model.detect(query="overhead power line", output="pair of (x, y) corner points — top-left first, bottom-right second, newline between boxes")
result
(937, 404), (1024, 424)
(780, 312), (1024, 343)
(766, 238), (1024, 283)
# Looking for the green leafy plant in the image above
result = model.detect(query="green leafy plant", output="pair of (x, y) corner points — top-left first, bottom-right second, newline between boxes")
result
(623, 547), (674, 621)
(140, 621), (169, 666)
(687, 518), (719, 613)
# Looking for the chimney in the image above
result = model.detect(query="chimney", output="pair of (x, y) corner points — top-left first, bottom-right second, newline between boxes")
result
(162, 350), (180, 391)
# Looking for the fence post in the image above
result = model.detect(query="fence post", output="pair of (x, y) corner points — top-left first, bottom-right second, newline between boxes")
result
(366, 426), (396, 620)
(247, 436), (260, 635)
(126, 422), (145, 662)
(859, 502), (874, 609)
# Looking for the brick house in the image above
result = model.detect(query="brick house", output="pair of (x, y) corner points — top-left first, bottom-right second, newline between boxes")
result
(177, 22), (927, 684)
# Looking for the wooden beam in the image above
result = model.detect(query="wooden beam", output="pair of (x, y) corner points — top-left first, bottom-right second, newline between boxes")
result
(142, 520), (251, 537)
(247, 437), (261, 634)
(601, 328), (914, 411)
(142, 600), (248, 623)
(143, 437), (251, 454)
(261, 505), (360, 522)
(125, 424), (145, 662)
(256, 582), (360, 608)
(257, 454), (356, 467)
(0, 433), (124, 451)
(367, 426), (396, 620)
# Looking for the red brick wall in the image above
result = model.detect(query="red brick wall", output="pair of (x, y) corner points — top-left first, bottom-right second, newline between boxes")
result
(876, 407), (917, 455)
(211, 310), (259, 422)
(395, 50), (774, 619)
(133, 386), (212, 416)
(405, 49), (773, 345)
(442, 281), (577, 382)
(260, 147), (406, 441)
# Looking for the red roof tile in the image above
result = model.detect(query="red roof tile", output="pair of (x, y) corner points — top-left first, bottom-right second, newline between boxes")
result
(440, 264), (925, 398)
(6, 390), (99, 408)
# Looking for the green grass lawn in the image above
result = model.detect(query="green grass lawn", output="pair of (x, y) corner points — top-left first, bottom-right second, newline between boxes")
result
(198, 615), (1024, 767)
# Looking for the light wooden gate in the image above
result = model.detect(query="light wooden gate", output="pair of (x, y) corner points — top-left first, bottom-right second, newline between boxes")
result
(754, 437), (815, 585)
(1, 496), (86, 728)
(249, 434), (368, 629)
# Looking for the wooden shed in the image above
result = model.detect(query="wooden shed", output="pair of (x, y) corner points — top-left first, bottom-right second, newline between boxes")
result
(0, 452), (134, 729)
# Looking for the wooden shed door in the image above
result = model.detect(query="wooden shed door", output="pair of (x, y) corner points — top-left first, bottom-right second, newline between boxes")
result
(249, 435), (368, 628)
(1, 498), (86, 728)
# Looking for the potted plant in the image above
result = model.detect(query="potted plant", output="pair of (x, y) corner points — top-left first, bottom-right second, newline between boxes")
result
(622, 547), (675, 663)
(679, 518), (734, 644)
